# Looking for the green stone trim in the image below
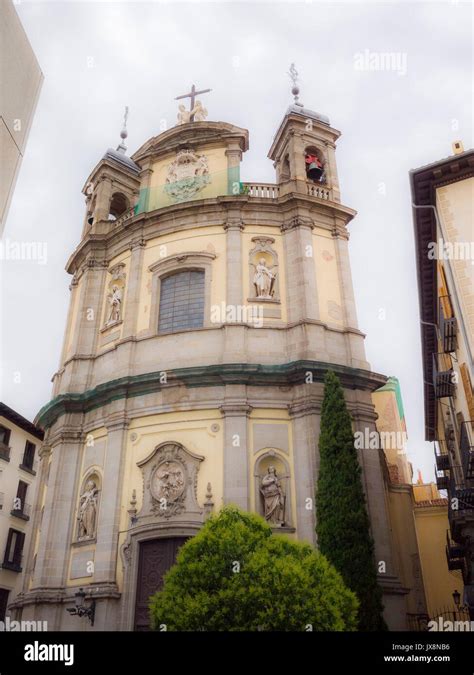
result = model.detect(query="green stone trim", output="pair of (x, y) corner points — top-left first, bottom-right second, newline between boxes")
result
(36, 361), (387, 429)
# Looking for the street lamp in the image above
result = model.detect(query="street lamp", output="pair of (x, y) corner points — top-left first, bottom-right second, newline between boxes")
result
(67, 588), (95, 626)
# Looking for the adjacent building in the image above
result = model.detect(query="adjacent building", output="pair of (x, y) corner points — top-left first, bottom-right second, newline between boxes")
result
(0, 403), (43, 620)
(0, 0), (43, 234)
(373, 377), (467, 629)
(411, 144), (474, 619)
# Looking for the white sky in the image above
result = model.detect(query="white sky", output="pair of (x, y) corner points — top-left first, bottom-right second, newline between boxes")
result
(1, 0), (472, 482)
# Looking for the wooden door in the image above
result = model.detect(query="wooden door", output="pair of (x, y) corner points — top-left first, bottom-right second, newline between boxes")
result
(133, 537), (187, 631)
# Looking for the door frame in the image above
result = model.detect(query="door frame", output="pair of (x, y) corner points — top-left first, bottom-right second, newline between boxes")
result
(120, 523), (201, 631)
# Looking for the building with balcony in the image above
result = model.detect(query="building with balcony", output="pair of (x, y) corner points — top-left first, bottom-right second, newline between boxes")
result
(0, 403), (43, 621)
(10, 88), (410, 630)
(411, 144), (474, 618)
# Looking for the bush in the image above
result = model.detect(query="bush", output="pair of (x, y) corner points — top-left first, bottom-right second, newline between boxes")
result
(150, 506), (358, 631)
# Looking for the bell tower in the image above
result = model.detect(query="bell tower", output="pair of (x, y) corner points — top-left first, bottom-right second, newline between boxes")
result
(81, 108), (141, 238)
(269, 65), (341, 202)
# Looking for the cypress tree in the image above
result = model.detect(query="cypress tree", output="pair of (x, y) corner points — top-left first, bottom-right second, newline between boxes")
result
(316, 369), (387, 631)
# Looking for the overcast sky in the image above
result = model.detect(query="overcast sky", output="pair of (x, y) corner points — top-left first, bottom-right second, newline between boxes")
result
(1, 0), (472, 482)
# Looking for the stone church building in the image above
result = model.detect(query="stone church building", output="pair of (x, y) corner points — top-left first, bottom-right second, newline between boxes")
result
(11, 83), (407, 630)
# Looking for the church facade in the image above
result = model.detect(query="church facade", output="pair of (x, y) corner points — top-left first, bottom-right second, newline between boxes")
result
(11, 88), (407, 630)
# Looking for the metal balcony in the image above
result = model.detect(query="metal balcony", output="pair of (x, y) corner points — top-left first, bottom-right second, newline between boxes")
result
(439, 296), (457, 353)
(445, 531), (466, 572)
(433, 353), (456, 398)
(435, 471), (449, 491)
(0, 442), (11, 462)
(435, 440), (451, 471)
(461, 421), (474, 480)
(448, 465), (474, 539)
(10, 502), (31, 521)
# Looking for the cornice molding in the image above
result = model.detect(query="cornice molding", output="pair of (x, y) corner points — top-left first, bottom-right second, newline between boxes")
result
(36, 361), (387, 430)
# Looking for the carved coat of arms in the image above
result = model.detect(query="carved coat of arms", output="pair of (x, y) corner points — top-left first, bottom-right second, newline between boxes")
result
(164, 149), (210, 203)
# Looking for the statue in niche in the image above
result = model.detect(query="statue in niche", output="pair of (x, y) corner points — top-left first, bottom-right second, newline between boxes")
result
(260, 466), (285, 525)
(106, 284), (122, 325)
(253, 258), (276, 299)
(77, 480), (99, 540)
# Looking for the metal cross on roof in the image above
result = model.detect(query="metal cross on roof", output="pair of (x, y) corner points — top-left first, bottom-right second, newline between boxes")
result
(175, 84), (212, 121)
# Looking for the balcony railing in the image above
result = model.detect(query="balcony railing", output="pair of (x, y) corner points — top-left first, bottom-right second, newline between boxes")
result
(448, 465), (474, 539)
(10, 502), (31, 521)
(436, 471), (449, 491)
(445, 530), (466, 572)
(460, 421), (474, 480)
(0, 442), (11, 462)
(435, 439), (451, 471)
(433, 352), (456, 398)
(2, 556), (23, 573)
(241, 183), (280, 199)
(306, 183), (331, 200)
(240, 182), (331, 200)
(439, 296), (457, 353)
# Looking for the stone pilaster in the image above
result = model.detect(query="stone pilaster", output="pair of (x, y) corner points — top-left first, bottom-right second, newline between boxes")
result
(122, 238), (146, 338)
(32, 431), (83, 589)
(220, 387), (252, 510)
(225, 142), (243, 194)
(289, 401), (320, 543)
(222, 216), (246, 362)
(72, 258), (108, 358)
(281, 215), (319, 322)
(95, 176), (113, 222)
(94, 414), (129, 583)
(350, 402), (398, 580)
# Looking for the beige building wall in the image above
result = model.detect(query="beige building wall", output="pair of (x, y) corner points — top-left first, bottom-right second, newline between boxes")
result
(413, 484), (463, 618)
(0, 0), (43, 233)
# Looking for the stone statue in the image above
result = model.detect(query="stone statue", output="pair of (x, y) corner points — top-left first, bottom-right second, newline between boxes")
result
(192, 100), (208, 122)
(260, 466), (285, 525)
(253, 258), (276, 298)
(77, 480), (98, 539)
(106, 285), (122, 324)
(177, 104), (192, 125)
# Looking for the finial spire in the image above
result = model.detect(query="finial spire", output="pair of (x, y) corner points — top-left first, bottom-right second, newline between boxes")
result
(288, 63), (304, 107)
(116, 106), (129, 153)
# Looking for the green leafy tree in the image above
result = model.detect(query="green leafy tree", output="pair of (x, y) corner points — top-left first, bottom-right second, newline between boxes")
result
(316, 369), (387, 631)
(150, 506), (358, 631)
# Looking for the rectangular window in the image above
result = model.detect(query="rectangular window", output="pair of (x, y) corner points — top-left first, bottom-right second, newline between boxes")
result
(3, 528), (25, 572)
(158, 270), (205, 334)
(0, 426), (11, 446)
(14, 481), (28, 514)
(0, 426), (11, 461)
(21, 441), (36, 471)
(0, 589), (9, 621)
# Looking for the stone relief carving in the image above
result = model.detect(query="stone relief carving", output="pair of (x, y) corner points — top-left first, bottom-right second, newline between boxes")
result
(77, 479), (99, 540)
(104, 263), (126, 328)
(260, 466), (286, 526)
(164, 149), (210, 203)
(137, 442), (204, 521)
(249, 237), (279, 302)
(151, 460), (186, 516)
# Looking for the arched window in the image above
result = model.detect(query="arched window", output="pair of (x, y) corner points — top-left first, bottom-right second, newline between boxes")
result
(304, 146), (325, 184)
(158, 270), (205, 334)
(108, 192), (129, 220)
